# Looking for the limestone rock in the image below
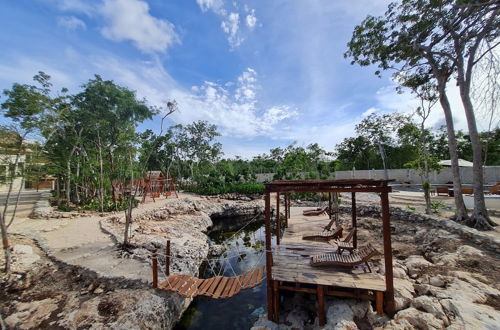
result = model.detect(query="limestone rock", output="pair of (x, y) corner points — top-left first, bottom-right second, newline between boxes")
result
(393, 307), (445, 329)
(5, 298), (59, 329)
(411, 296), (448, 325)
(404, 255), (431, 277)
(394, 278), (415, 311)
(12, 244), (34, 254)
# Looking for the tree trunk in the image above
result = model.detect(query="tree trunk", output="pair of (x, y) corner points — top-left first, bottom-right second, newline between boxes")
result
(65, 159), (71, 203)
(56, 176), (61, 205)
(378, 143), (389, 180)
(7, 177), (24, 228)
(0, 212), (10, 273)
(437, 80), (468, 221)
(2, 140), (23, 222)
(457, 62), (495, 229)
(97, 132), (105, 213)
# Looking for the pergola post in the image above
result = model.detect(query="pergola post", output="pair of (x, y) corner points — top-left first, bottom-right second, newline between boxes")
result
(264, 191), (274, 321)
(328, 192), (332, 219)
(276, 192), (280, 245)
(380, 190), (395, 315)
(351, 192), (357, 249)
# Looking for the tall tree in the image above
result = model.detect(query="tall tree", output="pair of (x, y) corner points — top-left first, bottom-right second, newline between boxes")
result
(345, 1), (468, 222)
(355, 113), (411, 179)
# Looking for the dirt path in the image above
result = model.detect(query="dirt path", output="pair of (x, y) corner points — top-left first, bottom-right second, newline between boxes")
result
(9, 193), (201, 282)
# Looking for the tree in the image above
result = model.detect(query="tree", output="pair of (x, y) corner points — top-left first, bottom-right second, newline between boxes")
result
(355, 113), (411, 179)
(1, 72), (58, 273)
(345, 1), (472, 221)
(445, 1), (499, 229)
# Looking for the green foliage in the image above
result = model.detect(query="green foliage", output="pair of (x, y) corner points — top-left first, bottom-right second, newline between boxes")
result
(57, 203), (72, 212)
(430, 201), (446, 213)
(406, 205), (416, 211)
(183, 183), (264, 196)
(82, 197), (139, 212)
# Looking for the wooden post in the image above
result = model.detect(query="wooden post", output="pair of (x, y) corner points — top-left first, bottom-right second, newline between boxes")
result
(352, 192), (357, 249)
(276, 192), (280, 245)
(264, 191), (274, 321)
(273, 280), (280, 323)
(152, 248), (158, 288)
(376, 291), (384, 315)
(328, 192), (332, 220)
(284, 193), (288, 228)
(381, 190), (395, 315)
(165, 240), (170, 276)
(317, 284), (326, 326)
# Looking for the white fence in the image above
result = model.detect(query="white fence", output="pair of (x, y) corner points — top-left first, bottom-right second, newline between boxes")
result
(255, 166), (500, 185)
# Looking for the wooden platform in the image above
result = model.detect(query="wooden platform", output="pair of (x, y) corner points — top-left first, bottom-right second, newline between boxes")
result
(158, 266), (265, 299)
(272, 209), (386, 291)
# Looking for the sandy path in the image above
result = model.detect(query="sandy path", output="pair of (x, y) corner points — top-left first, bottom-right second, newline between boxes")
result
(10, 193), (199, 282)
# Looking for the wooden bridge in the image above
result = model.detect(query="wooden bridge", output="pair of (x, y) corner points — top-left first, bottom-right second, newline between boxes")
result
(153, 262), (265, 299)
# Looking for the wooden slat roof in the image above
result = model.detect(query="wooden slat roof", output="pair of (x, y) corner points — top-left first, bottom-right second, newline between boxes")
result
(265, 179), (394, 193)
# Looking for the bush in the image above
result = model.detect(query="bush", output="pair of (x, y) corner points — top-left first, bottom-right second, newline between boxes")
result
(82, 197), (139, 212)
(183, 182), (264, 196)
(57, 203), (72, 212)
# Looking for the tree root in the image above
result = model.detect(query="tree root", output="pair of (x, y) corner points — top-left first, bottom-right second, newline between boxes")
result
(467, 213), (497, 231)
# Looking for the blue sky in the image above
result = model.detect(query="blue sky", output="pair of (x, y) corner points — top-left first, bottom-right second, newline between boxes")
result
(0, 0), (481, 158)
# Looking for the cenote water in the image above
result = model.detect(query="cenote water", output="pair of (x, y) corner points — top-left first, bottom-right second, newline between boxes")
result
(174, 214), (278, 330)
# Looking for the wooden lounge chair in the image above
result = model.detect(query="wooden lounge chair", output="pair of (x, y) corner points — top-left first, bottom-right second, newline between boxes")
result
(303, 206), (328, 216)
(487, 183), (500, 195)
(436, 187), (449, 196)
(332, 229), (356, 254)
(302, 226), (343, 241)
(310, 244), (380, 272)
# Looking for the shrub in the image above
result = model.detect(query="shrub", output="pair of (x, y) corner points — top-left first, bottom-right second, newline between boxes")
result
(183, 182), (264, 196)
(82, 197), (139, 212)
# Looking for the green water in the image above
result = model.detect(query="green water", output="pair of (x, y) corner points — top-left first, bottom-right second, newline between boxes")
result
(174, 217), (277, 330)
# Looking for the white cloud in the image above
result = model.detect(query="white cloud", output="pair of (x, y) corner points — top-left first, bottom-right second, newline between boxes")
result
(221, 12), (242, 48)
(99, 0), (178, 54)
(196, 0), (225, 15)
(196, 0), (257, 48)
(373, 81), (494, 132)
(246, 9), (257, 29)
(54, 0), (94, 15)
(57, 16), (86, 30)
(169, 68), (298, 137)
(361, 107), (378, 117)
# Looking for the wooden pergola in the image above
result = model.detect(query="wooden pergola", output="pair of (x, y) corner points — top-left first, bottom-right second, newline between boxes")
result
(264, 179), (395, 325)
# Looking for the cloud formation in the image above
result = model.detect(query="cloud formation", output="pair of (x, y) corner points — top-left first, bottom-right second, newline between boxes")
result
(55, 0), (179, 54)
(99, 0), (179, 54)
(57, 16), (86, 30)
(196, 0), (257, 48)
(170, 68), (298, 137)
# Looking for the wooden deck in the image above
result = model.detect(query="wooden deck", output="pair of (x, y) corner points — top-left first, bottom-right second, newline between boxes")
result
(271, 207), (386, 292)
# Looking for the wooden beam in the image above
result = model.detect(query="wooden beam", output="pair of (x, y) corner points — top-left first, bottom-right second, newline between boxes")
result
(152, 248), (158, 289)
(264, 192), (274, 321)
(328, 192), (332, 220)
(352, 192), (357, 249)
(273, 280), (280, 323)
(165, 240), (170, 276)
(317, 285), (326, 326)
(265, 186), (392, 194)
(381, 191), (395, 315)
(376, 291), (384, 315)
(276, 192), (280, 245)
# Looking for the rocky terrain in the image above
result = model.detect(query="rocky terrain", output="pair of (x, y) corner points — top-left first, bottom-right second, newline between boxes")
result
(3, 193), (500, 329)
(252, 207), (500, 330)
(1, 195), (263, 329)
